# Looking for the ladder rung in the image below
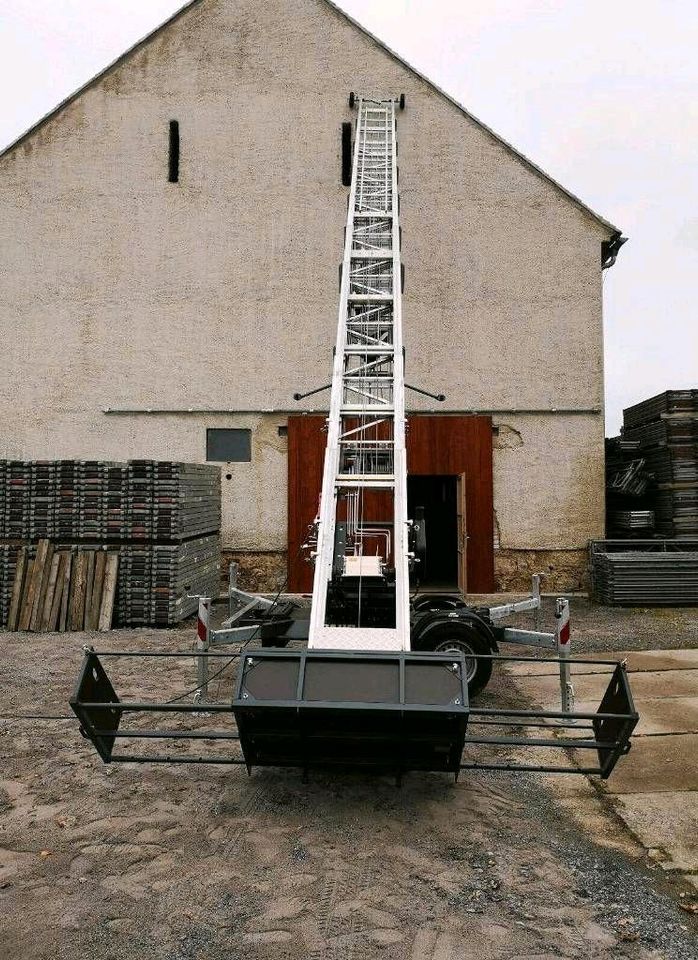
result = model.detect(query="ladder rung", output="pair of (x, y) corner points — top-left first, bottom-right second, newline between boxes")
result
(350, 249), (394, 259)
(348, 295), (393, 302)
(343, 347), (394, 355)
(335, 478), (395, 487)
(341, 406), (395, 414)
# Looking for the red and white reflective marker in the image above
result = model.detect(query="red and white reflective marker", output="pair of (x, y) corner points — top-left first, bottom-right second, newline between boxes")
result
(196, 597), (211, 702)
(197, 597), (211, 645)
(556, 599), (570, 647)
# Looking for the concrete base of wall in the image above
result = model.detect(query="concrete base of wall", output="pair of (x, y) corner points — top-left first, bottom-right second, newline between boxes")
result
(494, 548), (588, 594)
(222, 550), (288, 593)
(222, 548), (588, 597)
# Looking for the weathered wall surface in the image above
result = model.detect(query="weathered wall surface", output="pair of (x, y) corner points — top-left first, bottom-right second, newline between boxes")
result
(0, 0), (611, 569)
(492, 413), (605, 547)
(223, 550), (287, 593)
(494, 548), (588, 594)
(490, 413), (605, 591)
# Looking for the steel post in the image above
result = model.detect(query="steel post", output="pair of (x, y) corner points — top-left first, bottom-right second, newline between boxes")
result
(195, 597), (211, 702)
(532, 574), (540, 630)
(555, 597), (575, 719)
(228, 561), (239, 618)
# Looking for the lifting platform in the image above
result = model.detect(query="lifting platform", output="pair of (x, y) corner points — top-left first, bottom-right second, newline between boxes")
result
(72, 96), (638, 781)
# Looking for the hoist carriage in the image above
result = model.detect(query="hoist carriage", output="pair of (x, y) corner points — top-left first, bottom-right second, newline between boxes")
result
(71, 95), (637, 781)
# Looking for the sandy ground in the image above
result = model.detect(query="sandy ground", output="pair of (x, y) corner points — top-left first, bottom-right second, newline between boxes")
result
(1, 600), (697, 960)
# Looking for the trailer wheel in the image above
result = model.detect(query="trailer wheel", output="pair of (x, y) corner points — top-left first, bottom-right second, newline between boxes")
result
(418, 620), (493, 696)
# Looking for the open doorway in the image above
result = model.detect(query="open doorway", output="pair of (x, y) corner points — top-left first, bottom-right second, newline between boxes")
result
(407, 475), (459, 589)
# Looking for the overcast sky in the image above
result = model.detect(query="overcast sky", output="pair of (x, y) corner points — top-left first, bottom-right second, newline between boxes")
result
(1, 0), (695, 433)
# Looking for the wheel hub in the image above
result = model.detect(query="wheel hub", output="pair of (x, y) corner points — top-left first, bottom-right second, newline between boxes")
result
(435, 639), (477, 683)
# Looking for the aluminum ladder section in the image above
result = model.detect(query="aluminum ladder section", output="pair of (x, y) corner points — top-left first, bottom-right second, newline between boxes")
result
(308, 98), (409, 651)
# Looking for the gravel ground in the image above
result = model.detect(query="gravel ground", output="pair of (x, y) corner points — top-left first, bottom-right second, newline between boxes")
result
(0, 602), (697, 960)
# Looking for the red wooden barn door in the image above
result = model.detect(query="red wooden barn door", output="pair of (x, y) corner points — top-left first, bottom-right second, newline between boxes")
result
(287, 414), (494, 593)
(406, 416), (494, 593)
(287, 415), (326, 593)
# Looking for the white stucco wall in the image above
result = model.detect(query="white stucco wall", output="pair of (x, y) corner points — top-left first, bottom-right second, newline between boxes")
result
(492, 414), (605, 550)
(0, 0), (611, 555)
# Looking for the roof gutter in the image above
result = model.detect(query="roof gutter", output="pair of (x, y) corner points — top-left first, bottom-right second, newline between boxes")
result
(602, 232), (628, 270)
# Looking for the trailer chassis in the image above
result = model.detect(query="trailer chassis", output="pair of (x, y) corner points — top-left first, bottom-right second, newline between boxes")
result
(72, 572), (637, 780)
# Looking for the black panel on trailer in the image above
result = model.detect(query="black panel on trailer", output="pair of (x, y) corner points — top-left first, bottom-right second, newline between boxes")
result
(232, 649), (469, 776)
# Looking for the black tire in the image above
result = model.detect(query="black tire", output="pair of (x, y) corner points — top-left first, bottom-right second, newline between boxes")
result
(415, 618), (493, 696)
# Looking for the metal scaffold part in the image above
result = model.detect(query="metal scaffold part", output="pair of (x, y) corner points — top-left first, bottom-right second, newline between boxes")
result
(308, 97), (409, 651)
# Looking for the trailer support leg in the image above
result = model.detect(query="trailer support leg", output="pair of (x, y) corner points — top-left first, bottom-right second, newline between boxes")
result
(195, 597), (211, 703)
(532, 574), (540, 631)
(555, 598), (575, 719)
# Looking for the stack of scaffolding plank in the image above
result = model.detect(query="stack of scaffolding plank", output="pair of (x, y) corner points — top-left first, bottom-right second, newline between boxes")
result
(118, 534), (221, 626)
(104, 464), (127, 540)
(29, 461), (55, 539)
(0, 460), (6, 540)
(623, 389), (698, 430)
(654, 487), (698, 538)
(622, 390), (698, 538)
(608, 510), (654, 532)
(5, 461), (31, 540)
(1, 459), (222, 545)
(0, 460), (221, 628)
(116, 542), (153, 626)
(151, 462), (222, 540)
(591, 546), (698, 606)
(77, 461), (106, 540)
(55, 460), (80, 541)
(2, 540), (119, 631)
(125, 460), (154, 540)
(151, 535), (221, 625)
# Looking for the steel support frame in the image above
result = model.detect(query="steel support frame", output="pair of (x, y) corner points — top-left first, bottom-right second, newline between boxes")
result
(488, 574), (541, 625)
(499, 596), (575, 719)
(225, 562), (278, 623)
(70, 649), (637, 777)
(197, 577), (574, 714)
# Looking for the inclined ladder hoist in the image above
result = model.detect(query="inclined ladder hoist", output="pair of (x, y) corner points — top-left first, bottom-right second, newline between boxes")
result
(70, 95), (638, 782)
(308, 97), (410, 652)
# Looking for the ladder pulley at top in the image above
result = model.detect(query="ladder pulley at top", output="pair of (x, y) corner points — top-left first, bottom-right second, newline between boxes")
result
(308, 96), (410, 652)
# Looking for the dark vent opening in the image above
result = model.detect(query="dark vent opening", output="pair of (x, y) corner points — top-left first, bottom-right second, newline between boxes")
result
(168, 120), (180, 183)
(341, 122), (352, 186)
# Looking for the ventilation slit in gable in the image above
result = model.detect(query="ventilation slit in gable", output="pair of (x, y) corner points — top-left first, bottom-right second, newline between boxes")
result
(168, 120), (180, 183)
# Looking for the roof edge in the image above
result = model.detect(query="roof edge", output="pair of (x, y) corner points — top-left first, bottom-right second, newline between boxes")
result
(1, 0), (621, 235)
(323, 0), (620, 236)
(0, 0), (202, 162)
